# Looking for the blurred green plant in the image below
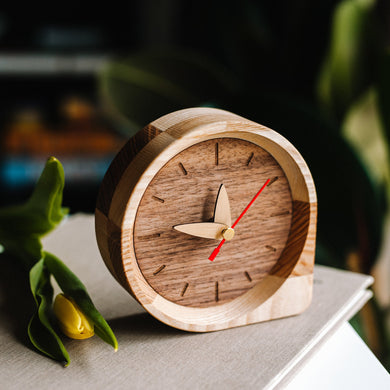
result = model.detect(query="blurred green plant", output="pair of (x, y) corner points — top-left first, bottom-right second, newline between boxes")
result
(317, 0), (377, 120)
(100, 50), (235, 136)
(0, 157), (117, 366)
(317, 0), (390, 366)
(99, 0), (390, 368)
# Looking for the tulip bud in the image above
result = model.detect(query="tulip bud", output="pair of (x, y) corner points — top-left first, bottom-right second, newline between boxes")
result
(53, 294), (94, 340)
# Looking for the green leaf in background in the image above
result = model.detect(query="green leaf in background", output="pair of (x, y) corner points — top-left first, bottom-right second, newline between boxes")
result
(44, 252), (118, 351)
(377, 49), (390, 149)
(99, 50), (235, 136)
(317, 0), (376, 119)
(28, 259), (70, 366)
(342, 88), (390, 201)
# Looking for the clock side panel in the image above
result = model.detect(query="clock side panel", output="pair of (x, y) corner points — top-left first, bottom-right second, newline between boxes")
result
(271, 200), (312, 278)
(96, 124), (162, 217)
(95, 124), (163, 291)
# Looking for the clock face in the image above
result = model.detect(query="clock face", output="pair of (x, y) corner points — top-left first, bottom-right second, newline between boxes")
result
(133, 137), (293, 308)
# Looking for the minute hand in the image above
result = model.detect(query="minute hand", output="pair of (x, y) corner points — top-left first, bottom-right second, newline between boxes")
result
(208, 178), (271, 261)
(214, 184), (232, 226)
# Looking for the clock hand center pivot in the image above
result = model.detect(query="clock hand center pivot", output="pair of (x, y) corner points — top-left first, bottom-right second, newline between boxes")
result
(221, 227), (235, 241)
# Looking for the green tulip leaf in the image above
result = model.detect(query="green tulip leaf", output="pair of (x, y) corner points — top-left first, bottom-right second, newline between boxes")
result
(0, 156), (68, 236)
(28, 258), (70, 366)
(1, 157), (117, 365)
(0, 236), (43, 269)
(44, 251), (118, 351)
(0, 157), (68, 268)
(25, 156), (69, 231)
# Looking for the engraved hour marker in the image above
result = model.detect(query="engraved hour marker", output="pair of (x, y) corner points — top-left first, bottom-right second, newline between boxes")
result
(181, 282), (189, 297)
(153, 265), (166, 275)
(152, 195), (165, 203)
(215, 281), (219, 302)
(244, 271), (252, 282)
(215, 143), (219, 165)
(246, 152), (254, 166)
(138, 233), (161, 240)
(179, 162), (188, 175)
(267, 176), (278, 186)
(266, 245), (277, 252)
(270, 210), (290, 217)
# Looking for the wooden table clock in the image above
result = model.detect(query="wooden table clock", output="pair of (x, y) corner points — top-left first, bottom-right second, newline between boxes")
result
(95, 107), (317, 332)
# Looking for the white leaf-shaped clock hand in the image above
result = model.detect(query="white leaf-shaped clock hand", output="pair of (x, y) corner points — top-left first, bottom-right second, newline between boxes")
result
(173, 222), (228, 240)
(213, 184), (232, 226)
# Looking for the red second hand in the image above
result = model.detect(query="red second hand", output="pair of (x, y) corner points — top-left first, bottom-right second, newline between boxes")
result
(208, 178), (271, 261)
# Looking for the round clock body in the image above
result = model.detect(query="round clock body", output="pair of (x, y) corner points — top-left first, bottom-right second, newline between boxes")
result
(95, 108), (317, 332)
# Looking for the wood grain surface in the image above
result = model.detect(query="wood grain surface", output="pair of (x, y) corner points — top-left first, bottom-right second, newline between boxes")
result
(134, 138), (293, 307)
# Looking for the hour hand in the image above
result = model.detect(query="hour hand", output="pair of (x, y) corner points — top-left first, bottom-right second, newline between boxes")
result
(173, 222), (228, 240)
(214, 184), (232, 226)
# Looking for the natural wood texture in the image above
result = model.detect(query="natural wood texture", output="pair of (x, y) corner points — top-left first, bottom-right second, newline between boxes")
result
(214, 184), (231, 226)
(173, 222), (228, 240)
(95, 107), (317, 331)
(134, 138), (292, 307)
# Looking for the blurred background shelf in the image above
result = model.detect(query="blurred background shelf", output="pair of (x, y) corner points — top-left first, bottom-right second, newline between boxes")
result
(0, 54), (109, 74)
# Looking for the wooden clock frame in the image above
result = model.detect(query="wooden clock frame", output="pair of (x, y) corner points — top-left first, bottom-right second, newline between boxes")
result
(95, 107), (317, 332)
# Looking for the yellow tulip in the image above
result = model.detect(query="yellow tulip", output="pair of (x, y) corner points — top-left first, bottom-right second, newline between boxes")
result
(53, 294), (94, 340)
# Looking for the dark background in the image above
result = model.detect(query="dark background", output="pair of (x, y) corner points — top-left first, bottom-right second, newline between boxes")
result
(0, 0), (342, 212)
